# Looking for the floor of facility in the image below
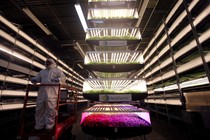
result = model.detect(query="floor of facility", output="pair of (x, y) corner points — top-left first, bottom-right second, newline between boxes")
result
(2, 106), (210, 140)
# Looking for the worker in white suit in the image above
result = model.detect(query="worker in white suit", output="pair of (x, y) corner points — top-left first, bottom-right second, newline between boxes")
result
(31, 58), (66, 131)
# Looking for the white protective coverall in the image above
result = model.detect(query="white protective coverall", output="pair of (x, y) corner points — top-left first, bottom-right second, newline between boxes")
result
(31, 58), (66, 130)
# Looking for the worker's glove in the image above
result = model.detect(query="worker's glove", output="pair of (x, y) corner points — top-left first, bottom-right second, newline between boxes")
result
(31, 78), (37, 84)
(51, 78), (60, 83)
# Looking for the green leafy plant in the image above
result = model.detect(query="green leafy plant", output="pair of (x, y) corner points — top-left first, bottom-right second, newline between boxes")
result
(91, 16), (135, 19)
(87, 62), (140, 65)
(179, 71), (206, 82)
(87, 36), (138, 40)
(84, 90), (145, 94)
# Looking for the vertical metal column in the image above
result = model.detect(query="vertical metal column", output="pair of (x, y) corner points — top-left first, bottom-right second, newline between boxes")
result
(0, 28), (21, 102)
(162, 19), (186, 110)
(153, 36), (170, 121)
(147, 56), (158, 117)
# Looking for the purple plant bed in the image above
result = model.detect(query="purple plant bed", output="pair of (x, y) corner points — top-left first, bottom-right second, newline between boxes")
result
(81, 113), (152, 138)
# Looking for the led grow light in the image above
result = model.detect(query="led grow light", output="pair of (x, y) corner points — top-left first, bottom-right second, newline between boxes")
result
(85, 51), (144, 64)
(88, 0), (136, 2)
(94, 71), (129, 78)
(88, 8), (138, 19)
(86, 27), (141, 40)
(83, 79), (147, 93)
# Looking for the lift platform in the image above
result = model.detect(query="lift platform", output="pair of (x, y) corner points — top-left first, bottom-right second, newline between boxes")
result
(17, 84), (78, 140)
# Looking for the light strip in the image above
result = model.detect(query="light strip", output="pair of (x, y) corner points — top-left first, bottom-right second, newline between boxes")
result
(75, 41), (85, 58)
(147, 52), (210, 85)
(75, 4), (88, 32)
(85, 51), (144, 63)
(87, 28), (141, 39)
(0, 59), (38, 77)
(0, 27), (83, 82)
(0, 43), (82, 85)
(77, 63), (83, 69)
(141, 3), (209, 77)
(88, 0), (136, 1)
(83, 79), (146, 92)
(22, 7), (52, 35)
(153, 77), (209, 92)
(180, 77), (209, 88)
(0, 29), (46, 61)
(165, 0), (183, 23)
(144, 34), (167, 62)
(144, 28), (210, 78)
(168, 0), (199, 34)
(0, 103), (36, 111)
(143, 0), (182, 56)
(1, 90), (37, 97)
(143, 0), (198, 58)
(0, 74), (29, 85)
(145, 99), (181, 105)
(0, 44), (45, 69)
(177, 52), (210, 73)
(88, 9), (138, 19)
(193, 4), (210, 26)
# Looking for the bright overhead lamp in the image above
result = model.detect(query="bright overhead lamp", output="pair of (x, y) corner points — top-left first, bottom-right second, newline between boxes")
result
(75, 41), (85, 58)
(0, 103), (36, 111)
(85, 51), (144, 64)
(74, 3), (88, 32)
(77, 63), (84, 69)
(83, 79), (147, 92)
(88, 8), (139, 19)
(22, 7), (52, 35)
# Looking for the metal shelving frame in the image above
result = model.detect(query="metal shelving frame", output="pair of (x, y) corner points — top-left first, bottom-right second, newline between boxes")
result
(141, 0), (210, 125)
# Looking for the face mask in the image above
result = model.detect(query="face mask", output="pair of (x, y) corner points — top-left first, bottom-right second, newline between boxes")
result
(45, 61), (55, 69)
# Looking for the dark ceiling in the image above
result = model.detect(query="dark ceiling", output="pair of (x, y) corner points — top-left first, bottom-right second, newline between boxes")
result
(0, 0), (177, 78)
